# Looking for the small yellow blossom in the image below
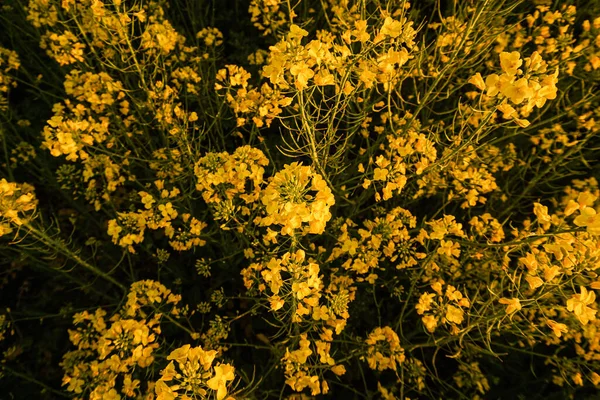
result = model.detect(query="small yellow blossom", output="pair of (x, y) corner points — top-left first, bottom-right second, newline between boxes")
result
(546, 319), (568, 338)
(498, 297), (522, 314)
(566, 286), (597, 325)
(445, 304), (464, 325)
(207, 364), (236, 400)
(499, 51), (522, 76)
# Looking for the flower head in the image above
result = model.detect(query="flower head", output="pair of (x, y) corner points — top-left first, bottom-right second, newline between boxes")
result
(260, 163), (334, 235)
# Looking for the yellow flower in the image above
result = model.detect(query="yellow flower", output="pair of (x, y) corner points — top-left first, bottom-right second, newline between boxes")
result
(498, 297), (521, 314)
(289, 61), (314, 90)
(155, 380), (177, 400)
(416, 292), (435, 315)
(546, 319), (568, 338)
(166, 344), (190, 363)
(313, 69), (335, 86)
(102, 389), (121, 400)
(380, 17), (403, 38)
(269, 295), (284, 311)
(260, 162), (334, 235)
(352, 20), (370, 42)
(573, 207), (600, 235)
(591, 372), (600, 386)
(468, 72), (486, 91)
(207, 364), (235, 400)
(564, 192), (597, 216)
(485, 73), (512, 97)
(566, 286), (597, 325)
(373, 167), (388, 181)
(288, 334), (312, 364)
(364, 326), (405, 371)
(445, 305), (464, 324)
(422, 315), (438, 333)
(533, 202), (552, 224)
(503, 78), (533, 104)
(331, 365), (346, 376)
(496, 102), (517, 119)
(525, 274), (544, 290)
(499, 51), (522, 76)
(288, 24), (308, 41)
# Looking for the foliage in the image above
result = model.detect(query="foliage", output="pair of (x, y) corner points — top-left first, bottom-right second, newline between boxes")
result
(1, 0), (600, 398)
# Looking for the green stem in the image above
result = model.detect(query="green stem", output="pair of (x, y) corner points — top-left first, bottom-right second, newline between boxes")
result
(24, 223), (127, 292)
(1, 365), (70, 398)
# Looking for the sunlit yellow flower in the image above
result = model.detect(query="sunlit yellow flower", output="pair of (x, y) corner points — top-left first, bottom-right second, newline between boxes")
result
(207, 364), (236, 400)
(564, 192), (597, 216)
(422, 315), (438, 333)
(499, 51), (522, 76)
(546, 319), (568, 338)
(533, 202), (552, 223)
(468, 72), (486, 90)
(502, 78), (533, 104)
(380, 17), (404, 38)
(445, 304), (464, 324)
(364, 326), (405, 371)
(573, 207), (600, 235)
(566, 286), (597, 325)
(498, 297), (521, 314)
(260, 162), (334, 235)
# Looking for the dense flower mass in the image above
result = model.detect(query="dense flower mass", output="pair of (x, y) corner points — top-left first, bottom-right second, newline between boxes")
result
(1, 0), (600, 399)
(258, 162), (335, 235)
(0, 179), (37, 236)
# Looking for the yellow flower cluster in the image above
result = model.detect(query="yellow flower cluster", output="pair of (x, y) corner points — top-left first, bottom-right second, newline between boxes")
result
(453, 362), (490, 397)
(146, 79), (201, 135)
(470, 51), (559, 127)
(0, 313), (11, 343)
(248, 0), (290, 37)
(258, 162), (334, 236)
(196, 27), (224, 47)
(328, 207), (425, 278)
(363, 326), (405, 371)
(410, 136), (515, 208)
(529, 121), (596, 165)
(64, 70), (126, 114)
(79, 154), (129, 211)
(149, 148), (185, 179)
(261, 17), (415, 94)
(419, 215), (467, 280)
(569, 192), (600, 235)
(566, 287), (597, 326)
(8, 140), (37, 169)
(42, 69), (128, 162)
(0, 179), (38, 237)
(242, 250), (332, 321)
(125, 280), (182, 318)
(280, 332), (346, 396)
(361, 113), (437, 201)
(0, 47), (20, 111)
(215, 64), (292, 128)
(40, 30), (85, 65)
(62, 280), (183, 399)
(25, 0), (59, 28)
(241, 247), (350, 396)
(194, 146), (268, 208)
(141, 20), (181, 56)
(415, 281), (470, 334)
(155, 344), (236, 400)
(580, 16), (600, 71)
(433, 16), (469, 62)
(493, 178), (600, 360)
(468, 213), (505, 243)
(108, 184), (207, 253)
